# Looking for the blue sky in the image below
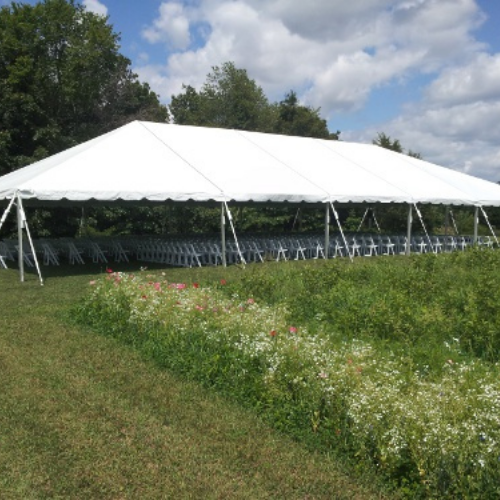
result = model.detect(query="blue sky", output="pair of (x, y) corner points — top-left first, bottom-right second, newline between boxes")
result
(3, 0), (500, 181)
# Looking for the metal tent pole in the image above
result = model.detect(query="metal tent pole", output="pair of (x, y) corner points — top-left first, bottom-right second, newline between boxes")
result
(356, 208), (369, 233)
(330, 202), (353, 262)
(449, 209), (459, 235)
(18, 196), (44, 286)
(0, 196), (16, 233)
(372, 209), (381, 233)
(480, 207), (499, 246)
(221, 202), (226, 267)
(414, 203), (435, 253)
(473, 206), (479, 244)
(17, 196), (24, 282)
(406, 204), (413, 256)
(224, 201), (246, 266)
(324, 203), (330, 259)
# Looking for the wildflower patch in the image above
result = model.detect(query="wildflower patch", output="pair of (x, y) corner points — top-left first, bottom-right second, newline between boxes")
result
(75, 255), (500, 499)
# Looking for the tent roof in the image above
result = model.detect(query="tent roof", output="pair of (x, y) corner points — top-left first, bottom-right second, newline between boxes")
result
(1, 120), (500, 206)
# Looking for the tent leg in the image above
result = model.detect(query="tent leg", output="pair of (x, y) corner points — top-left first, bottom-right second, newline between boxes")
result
(324, 204), (330, 259)
(372, 208), (381, 233)
(356, 208), (369, 233)
(473, 206), (479, 244)
(414, 203), (435, 253)
(444, 206), (449, 237)
(221, 203), (226, 267)
(479, 206), (499, 246)
(17, 197), (24, 282)
(224, 202), (246, 266)
(0, 196), (16, 233)
(406, 204), (413, 256)
(20, 200), (44, 286)
(330, 202), (353, 262)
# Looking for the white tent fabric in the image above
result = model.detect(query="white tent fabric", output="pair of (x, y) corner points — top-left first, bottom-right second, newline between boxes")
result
(1, 120), (500, 206)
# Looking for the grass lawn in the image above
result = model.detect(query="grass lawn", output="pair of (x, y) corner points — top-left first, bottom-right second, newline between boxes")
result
(0, 264), (389, 499)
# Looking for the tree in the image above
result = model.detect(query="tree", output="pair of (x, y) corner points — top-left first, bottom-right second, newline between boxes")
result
(170, 62), (273, 132)
(273, 91), (335, 139)
(372, 132), (403, 153)
(0, 0), (168, 175)
(170, 62), (339, 140)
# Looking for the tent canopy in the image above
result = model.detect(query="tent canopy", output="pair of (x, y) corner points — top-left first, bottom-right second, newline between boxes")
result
(1, 120), (500, 207)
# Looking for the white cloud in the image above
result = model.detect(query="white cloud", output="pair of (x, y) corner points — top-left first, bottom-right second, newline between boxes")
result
(426, 53), (500, 105)
(142, 2), (191, 50)
(139, 0), (484, 112)
(82, 0), (108, 17)
(347, 92), (500, 181)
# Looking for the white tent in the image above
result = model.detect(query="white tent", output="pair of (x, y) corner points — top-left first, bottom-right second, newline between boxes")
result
(1, 120), (500, 283)
(2, 120), (500, 205)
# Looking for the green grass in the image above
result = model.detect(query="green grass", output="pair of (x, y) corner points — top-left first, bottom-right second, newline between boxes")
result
(0, 264), (389, 500)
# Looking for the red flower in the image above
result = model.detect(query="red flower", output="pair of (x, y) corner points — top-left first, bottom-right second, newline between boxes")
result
(141, 295), (147, 300)
(220, 279), (227, 285)
(270, 330), (277, 337)
(193, 282), (200, 288)
(106, 267), (113, 273)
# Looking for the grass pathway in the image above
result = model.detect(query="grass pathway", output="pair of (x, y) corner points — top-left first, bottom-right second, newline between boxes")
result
(0, 267), (389, 499)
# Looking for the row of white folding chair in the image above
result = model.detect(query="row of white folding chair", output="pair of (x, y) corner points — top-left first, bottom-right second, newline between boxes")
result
(136, 239), (205, 267)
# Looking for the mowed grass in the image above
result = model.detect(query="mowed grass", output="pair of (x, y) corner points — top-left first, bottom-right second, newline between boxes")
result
(0, 264), (389, 500)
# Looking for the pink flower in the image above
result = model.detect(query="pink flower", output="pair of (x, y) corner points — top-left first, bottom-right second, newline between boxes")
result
(106, 267), (113, 273)
(195, 305), (204, 311)
(247, 298), (255, 305)
(176, 283), (187, 289)
(153, 282), (161, 291)
(89, 280), (96, 286)
(289, 326), (298, 334)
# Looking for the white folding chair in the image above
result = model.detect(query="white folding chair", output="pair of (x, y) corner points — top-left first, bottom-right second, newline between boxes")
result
(41, 242), (60, 265)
